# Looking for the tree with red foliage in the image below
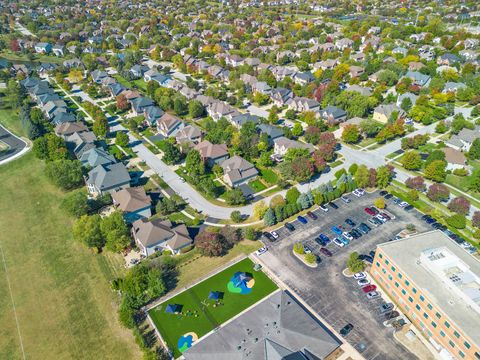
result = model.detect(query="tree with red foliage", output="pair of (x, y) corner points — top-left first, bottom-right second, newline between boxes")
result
(304, 125), (322, 144)
(116, 94), (129, 111)
(472, 211), (480, 228)
(448, 196), (470, 216)
(368, 168), (377, 188)
(291, 157), (315, 182)
(10, 39), (20, 52)
(312, 151), (327, 172)
(194, 231), (224, 257)
(405, 176), (425, 191)
(426, 183), (450, 202)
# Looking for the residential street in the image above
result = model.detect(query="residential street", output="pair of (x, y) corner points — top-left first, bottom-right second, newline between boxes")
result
(0, 125), (29, 164)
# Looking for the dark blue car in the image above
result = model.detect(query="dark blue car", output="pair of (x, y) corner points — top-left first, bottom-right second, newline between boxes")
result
(297, 216), (308, 224)
(318, 233), (330, 245)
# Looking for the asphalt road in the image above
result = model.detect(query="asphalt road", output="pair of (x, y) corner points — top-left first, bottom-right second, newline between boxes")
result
(0, 125), (28, 163)
(256, 191), (432, 360)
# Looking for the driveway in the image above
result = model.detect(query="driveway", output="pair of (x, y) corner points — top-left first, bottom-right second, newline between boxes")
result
(0, 125), (29, 164)
(256, 191), (432, 360)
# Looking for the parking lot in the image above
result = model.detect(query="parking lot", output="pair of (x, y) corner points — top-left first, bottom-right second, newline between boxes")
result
(257, 191), (432, 360)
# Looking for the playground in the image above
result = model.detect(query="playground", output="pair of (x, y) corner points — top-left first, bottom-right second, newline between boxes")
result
(148, 257), (278, 358)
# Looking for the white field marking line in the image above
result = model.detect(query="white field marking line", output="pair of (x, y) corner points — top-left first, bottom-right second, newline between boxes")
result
(0, 242), (26, 360)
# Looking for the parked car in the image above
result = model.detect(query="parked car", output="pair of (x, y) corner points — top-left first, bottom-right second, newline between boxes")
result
(384, 193), (393, 199)
(340, 323), (354, 336)
(393, 197), (402, 205)
(369, 250), (376, 258)
(319, 204), (329, 212)
(364, 207), (376, 216)
(366, 291), (380, 299)
(370, 217), (383, 226)
(304, 244), (312, 254)
(359, 254), (374, 264)
(356, 188), (365, 196)
(341, 195), (351, 203)
(297, 216), (308, 224)
(362, 284), (377, 293)
(333, 238), (345, 247)
(359, 223), (371, 234)
(284, 222), (295, 232)
(328, 202), (339, 209)
(263, 232), (276, 242)
(320, 247), (333, 257)
(380, 212), (391, 221)
(307, 211), (317, 220)
(343, 232), (354, 241)
(367, 218), (379, 227)
(271, 231), (279, 239)
(379, 303), (394, 314)
(345, 218), (356, 227)
(379, 190), (388, 196)
(318, 233), (330, 244)
(385, 310), (400, 320)
(357, 279), (370, 286)
(354, 272), (367, 280)
(399, 201), (409, 208)
(351, 229), (362, 239)
(332, 226), (343, 235)
(375, 214), (387, 223)
(339, 235), (350, 245)
(404, 205), (414, 211)
(255, 246), (268, 256)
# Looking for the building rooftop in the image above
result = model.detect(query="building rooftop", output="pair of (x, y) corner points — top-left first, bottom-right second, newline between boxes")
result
(377, 230), (480, 346)
(183, 290), (340, 360)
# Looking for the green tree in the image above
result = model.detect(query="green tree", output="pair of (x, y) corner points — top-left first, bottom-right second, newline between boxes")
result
(401, 151), (422, 170)
(60, 191), (90, 217)
(101, 211), (131, 252)
(224, 188), (246, 205)
(347, 252), (366, 273)
(291, 123), (303, 137)
(162, 142), (182, 164)
(286, 187), (301, 204)
(355, 165), (370, 188)
(45, 160), (83, 190)
(185, 149), (204, 176)
(424, 160), (447, 182)
(304, 253), (317, 264)
(293, 242), (304, 254)
(468, 139), (480, 160)
(72, 215), (105, 250)
(376, 166), (393, 188)
(115, 131), (129, 147)
(263, 208), (276, 226)
(93, 117), (109, 137)
(374, 197), (386, 209)
(188, 100), (204, 118)
(230, 210), (243, 223)
(341, 124), (360, 143)
(446, 214), (466, 229)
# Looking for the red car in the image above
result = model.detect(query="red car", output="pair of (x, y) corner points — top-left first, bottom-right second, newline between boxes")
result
(320, 247), (333, 257)
(362, 284), (377, 293)
(364, 207), (375, 216)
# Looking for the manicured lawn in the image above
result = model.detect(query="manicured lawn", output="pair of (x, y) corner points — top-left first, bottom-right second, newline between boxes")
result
(0, 107), (26, 137)
(149, 257), (277, 358)
(0, 154), (140, 360)
(113, 74), (134, 88)
(259, 168), (278, 185)
(249, 179), (267, 192)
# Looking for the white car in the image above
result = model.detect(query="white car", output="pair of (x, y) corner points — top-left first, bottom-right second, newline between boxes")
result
(319, 204), (329, 212)
(357, 279), (370, 286)
(398, 201), (409, 208)
(353, 188), (365, 197)
(366, 291), (380, 300)
(459, 241), (470, 249)
(333, 238), (345, 247)
(343, 232), (353, 241)
(271, 231), (279, 239)
(255, 247), (268, 256)
(375, 214), (387, 223)
(354, 272), (367, 280)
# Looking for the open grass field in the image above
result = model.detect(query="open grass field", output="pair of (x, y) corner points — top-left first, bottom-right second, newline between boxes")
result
(0, 107), (26, 138)
(149, 257), (277, 358)
(0, 153), (140, 360)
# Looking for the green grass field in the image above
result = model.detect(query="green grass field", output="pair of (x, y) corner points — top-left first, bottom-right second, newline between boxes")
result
(149, 257), (277, 358)
(0, 107), (26, 137)
(0, 153), (140, 360)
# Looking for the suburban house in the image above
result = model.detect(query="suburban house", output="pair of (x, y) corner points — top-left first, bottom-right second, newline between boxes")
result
(404, 71), (431, 87)
(130, 64), (149, 79)
(446, 127), (480, 152)
(252, 81), (272, 95)
(229, 113), (260, 129)
(55, 122), (89, 139)
(65, 131), (97, 158)
(221, 155), (259, 188)
(443, 82), (467, 93)
(42, 100), (68, 120)
(143, 106), (165, 127)
(86, 162), (131, 196)
(396, 92), (418, 107)
(79, 147), (116, 168)
(91, 69), (108, 84)
(347, 85), (372, 97)
(34, 42), (52, 53)
(131, 218), (192, 256)
(320, 106), (347, 124)
(258, 124), (283, 144)
(287, 97), (320, 113)
(207, 101), (238, 121)
(130, 97), (155, 116)
(442, 147), (468, 171)
(373, 104), (405, 123)
(273, 137), (315, 158)
(111, 187), (152, 223)
(175, 125), (203, 147)
(52, 112), (76, 125)
(270, 87), (293, 107)
(194, 140), (229, 166)
(52, 44), (65, 56)
(349, 66), (365, 78)
(156, 113), (184, 137)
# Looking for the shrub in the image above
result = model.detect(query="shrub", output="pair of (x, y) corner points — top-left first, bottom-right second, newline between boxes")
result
(427, 183), (450, 202)
(230, 210), (243, 223)
(243, 227), (257, 240)
(293, 242), (304, 254)
(374, 197), (385, 209)
(448, 196), (470, 216)
(304, 253), (317, 264)
(347, 252), (366, 273)
(452, 168), (468, 177)
(446, 214), (466, 229)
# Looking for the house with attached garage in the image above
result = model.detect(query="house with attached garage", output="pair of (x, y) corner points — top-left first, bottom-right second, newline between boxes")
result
(131, 218), (192, 256)
(404, 71), (431, 87)
(143, 106), (164, 127)
(34, 42), (52, 54)
(86, 162), (131, 196)
(130, 97), (155, 116)
(175, 124), (203, 147)
(111, 187), (152, 223)
(286, 97), (320, 113)
(270, 87), (293, 107)
(52, 44), (65, 56)
(129, 64), (149, 79)
(55, 122), (89, 139)
(52, 112), (76, 126)
(258, 124), (283, 144)
(442, 147), (468, 171)
(320, 106), (347, 124)
(79, 147), (116, 168)
(65, 130), (97, 159)
(373, 104), (405, 123)
(221, 155), (258, 188)
(156, 113), (184, 137)
(194, 140), (229, 166)
(445, 127), (480, 152)
(273, 137), (315, 158)
(229, 113), (260, 129)
(91, 69), (108, 84)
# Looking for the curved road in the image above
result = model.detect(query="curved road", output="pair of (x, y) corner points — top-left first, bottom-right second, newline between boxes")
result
(0, 125), (29, 165)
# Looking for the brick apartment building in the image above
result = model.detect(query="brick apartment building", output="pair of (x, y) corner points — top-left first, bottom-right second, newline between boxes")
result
(371, 231), (480, 360)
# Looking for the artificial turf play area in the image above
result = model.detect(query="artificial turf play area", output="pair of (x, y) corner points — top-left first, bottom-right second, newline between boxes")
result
(148, 257), (278, 358)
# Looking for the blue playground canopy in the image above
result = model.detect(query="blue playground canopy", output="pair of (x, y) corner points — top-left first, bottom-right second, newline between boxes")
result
(208, 291), (224, 300)
(165, 303), (182, 313)
(232, 272), (252, 287)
